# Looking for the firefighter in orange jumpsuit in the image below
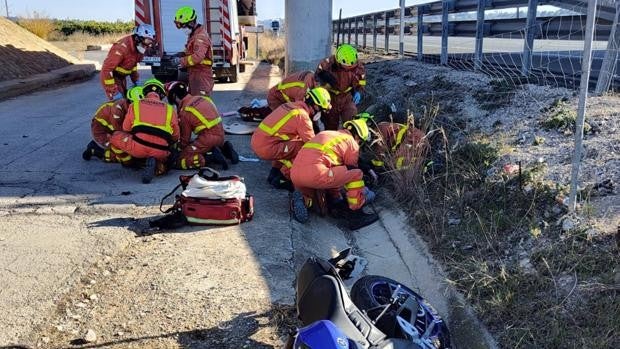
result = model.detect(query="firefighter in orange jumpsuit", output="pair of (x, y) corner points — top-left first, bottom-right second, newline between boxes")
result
(100, 24), (155, 100)
(82, 86), (144, 163)
(251, 87), (332, 189)
(174, 6), (214, 96)
(110, 79), (180, 184)
(372, 121), (430, 171)
(166, 81), (234, 170)
(290, 119), (376, 225)
(266, 71), (319, 111)
(315, 44), (366, 130)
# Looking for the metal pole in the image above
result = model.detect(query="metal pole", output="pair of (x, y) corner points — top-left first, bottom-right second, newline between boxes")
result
(399, 0), (405, 58)
(384, 12), (390, 54)
(595, 1), (620, 94)
(363, 16), (367, 49)
(337, 9), (342, 47)
(4, 0), (8, 17)
(373, 14), (378, 53)
(474, 0), (486, 70)
(348, 18), (352, 44)
(521, 0), (538, 76)
(417, 7), (423, 61)
(440, 0), (449, 65)
(355, 17), (359, 46)
(569, 0), (598, 211)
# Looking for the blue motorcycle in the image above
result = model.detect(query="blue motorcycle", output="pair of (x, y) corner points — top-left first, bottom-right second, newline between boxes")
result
(286, 249), (453, 349)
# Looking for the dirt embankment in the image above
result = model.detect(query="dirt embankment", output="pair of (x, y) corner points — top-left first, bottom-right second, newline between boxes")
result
(0, 17), (80, 82)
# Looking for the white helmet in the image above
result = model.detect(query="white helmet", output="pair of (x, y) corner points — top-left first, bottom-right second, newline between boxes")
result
(133, 24), (156, 40)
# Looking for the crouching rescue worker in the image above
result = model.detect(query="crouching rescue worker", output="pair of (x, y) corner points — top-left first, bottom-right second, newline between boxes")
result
(82, 86), (144, 162)
(100, 24), (155, 100)
(315, 44), (366, 130)
(166, 81), (237, 170)
(174, 6), (214, 96)
(290, 119), (378, 228)
(110, 79), (180, 184)
(251, 87), (332, 190)
(372, 120), (430, 171)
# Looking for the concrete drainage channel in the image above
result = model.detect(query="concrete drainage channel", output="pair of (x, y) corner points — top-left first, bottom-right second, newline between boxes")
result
(290, 195), (498, 349)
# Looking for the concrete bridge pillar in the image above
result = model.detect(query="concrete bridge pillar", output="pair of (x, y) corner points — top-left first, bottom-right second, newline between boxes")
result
(284, 0), (333, 74)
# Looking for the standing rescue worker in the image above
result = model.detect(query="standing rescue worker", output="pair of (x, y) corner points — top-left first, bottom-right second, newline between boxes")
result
(315, 44), (366, 130)
(100, 25), (155, 100)
(372, 121), (429, 171)
(290, 119), (377, 226)
(110, 79), (180, 184)
(174, 6), (214, 96)
(251, 87), (332, 189)
(166, 81), (236, 170)
(82, 86), (144, 162)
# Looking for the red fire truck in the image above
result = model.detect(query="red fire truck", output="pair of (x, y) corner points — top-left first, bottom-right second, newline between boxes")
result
(135, 0), (255, 83)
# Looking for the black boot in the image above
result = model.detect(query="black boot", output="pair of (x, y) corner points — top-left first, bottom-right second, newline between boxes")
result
(220, 141), (239, 164)
(267, 167), (281, 184)
(330, 201), (379, 230)
(82, 141), (104, 161)
(205, 148), (229, 170)
(142, 157), (156, 184)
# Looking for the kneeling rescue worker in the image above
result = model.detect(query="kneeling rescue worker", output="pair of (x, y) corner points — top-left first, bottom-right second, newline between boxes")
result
(166, 81), (237, 170)
(251, 87), (332, 190)
(110, 79), (180, 184)
(83, 86), (144, 162)
(290, 119), (378, 228)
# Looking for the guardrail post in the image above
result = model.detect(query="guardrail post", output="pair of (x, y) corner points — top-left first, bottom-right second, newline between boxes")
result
(474, 0), (486, 70)
(355, 17), (359, 47)
(363, 16), (368, 49)
(336, 9), (342, 47)
(569, 0), (598, 212)
(348, 17), (352, 44)
(441, 0), (449, 65)
(417, 7), (423, 61)
(385, 12), (390, 54)
(521, 0), (538, 76)
(373, 14), (378, 53)
(399, 0), (405, 58)
(595, 1), (620, 94)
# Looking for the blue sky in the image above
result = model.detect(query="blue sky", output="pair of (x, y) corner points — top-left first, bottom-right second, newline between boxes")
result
(10, 0), (432, 21)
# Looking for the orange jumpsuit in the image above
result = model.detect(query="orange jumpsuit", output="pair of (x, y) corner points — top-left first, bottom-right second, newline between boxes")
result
(316, 56), (366, 130)
(110, 93), (180, 164)
(90, 99), (130, 163)
(266, 71), (317, 111)
(373, 122), (429, 170)
(100, 35), (142, 99)
(176, 95), (225, 169)
(181, 25), (214, 96)
(251, 101), (315, 179)
(290, 130), (367, 210)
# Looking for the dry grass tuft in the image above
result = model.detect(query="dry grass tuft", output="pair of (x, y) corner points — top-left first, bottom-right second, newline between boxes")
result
(17, 12), (55, 40)
(258, 32), (285, 70)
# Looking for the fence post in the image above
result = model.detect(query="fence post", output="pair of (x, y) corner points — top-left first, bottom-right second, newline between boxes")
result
(399, 0), (405, 58)
(336, 9), (342, 47)
(373, 14), (378, 53)
(348, 18), (352, 44)
(474, 0), (486, 70)
(417, 7), (423, 61)
(595, 1), (620, 94)
(363, 16), (367, 49)
(385, 12), (390, 54)
(355, 17), (359, 46)
(569, 0), (598, 212)
(521, 0), (538, 76)
(441, 0), (449, 65)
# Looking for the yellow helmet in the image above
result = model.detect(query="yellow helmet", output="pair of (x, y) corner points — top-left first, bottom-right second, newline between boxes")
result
(336, 44), (358, 66)
(306, 87), (332, 111)
(175, 6), (197, 26)
(126, 86), (144, 102)
(344, 119), (370, 142)
(143, 78), (166, 96)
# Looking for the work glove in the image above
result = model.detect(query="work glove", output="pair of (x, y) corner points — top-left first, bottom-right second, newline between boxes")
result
(112, 91), (124, 100)
(352, 91), (362, 105)
(363, 187), (376, 204)
(132, 80), (142, 87)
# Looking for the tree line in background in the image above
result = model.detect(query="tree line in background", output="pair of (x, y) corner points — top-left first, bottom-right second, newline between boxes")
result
(16, 12), (133, 40)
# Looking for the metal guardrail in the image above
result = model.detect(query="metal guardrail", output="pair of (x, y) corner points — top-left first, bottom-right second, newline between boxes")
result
(332, 0), (619, 91)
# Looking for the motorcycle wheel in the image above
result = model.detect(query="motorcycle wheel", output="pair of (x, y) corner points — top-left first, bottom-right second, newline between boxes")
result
(351, 275), (453, 349)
